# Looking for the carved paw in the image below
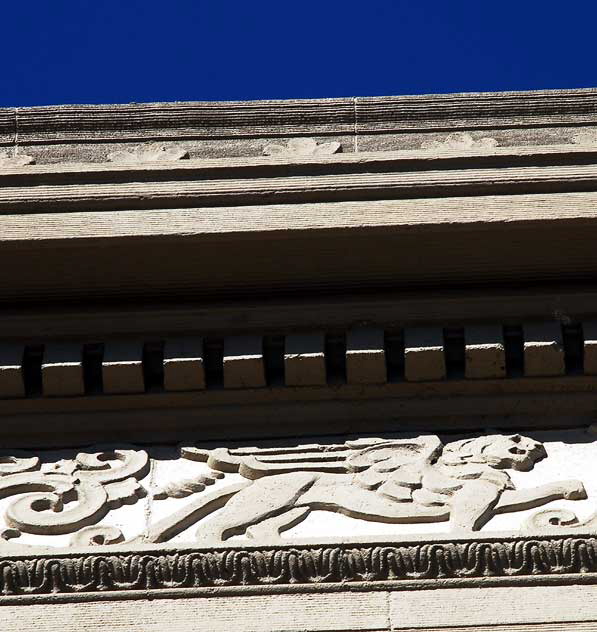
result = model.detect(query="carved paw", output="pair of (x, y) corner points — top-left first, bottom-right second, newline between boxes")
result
(563, 481), (588, 501)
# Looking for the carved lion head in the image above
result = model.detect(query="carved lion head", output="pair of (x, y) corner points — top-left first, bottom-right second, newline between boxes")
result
(441, 434), (546, 472)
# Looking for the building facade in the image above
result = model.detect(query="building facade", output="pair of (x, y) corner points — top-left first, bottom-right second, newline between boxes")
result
(1, 88), (597, 630)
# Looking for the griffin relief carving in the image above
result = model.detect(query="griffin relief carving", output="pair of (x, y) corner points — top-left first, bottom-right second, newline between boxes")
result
(0, 435), (589, 547)
(144, 434), (587, 543)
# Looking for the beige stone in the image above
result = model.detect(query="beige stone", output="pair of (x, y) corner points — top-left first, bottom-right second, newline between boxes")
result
(404, 327), (445, 381)
(163, 337), (205, 391)
(41, 342), (84, 396)
(0, 343), (25, 398)
(390, 584), (597, 629)
(523, 322), (565, 376)
(583, 320), (597, 375)
(346, 327), (387, 384)
(0, 592), (389, 632)
(464, 325), (506, 379)
(102, 341), (145, 394)
(284, 332), (326, 386)
(224, 336), (266, 388)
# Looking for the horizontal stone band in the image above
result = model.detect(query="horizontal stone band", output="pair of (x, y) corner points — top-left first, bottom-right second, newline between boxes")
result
(2, 535), (597, 598)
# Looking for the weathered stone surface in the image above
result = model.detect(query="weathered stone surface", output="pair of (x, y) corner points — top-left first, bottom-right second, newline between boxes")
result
(583, 321), (597, 375)
(9, 89), (597, 164)
(0, 592), (389, 632)
(0, 151), (35, 167)
(346, 327), (387, 384)
(404, 328), (445, 381)
(163, 337), (205, 391)
(0, 430), (591, 549)
(284, 332), (326, 386)
(41, 342), (84, 396)
(523, 322), (565, 377)
(102, 341), (145, 394)
(4, 87), (597, 631)
(0, 343), (25, 398)
(420, 131), (497, 150)
(263, 137), (342, 157)
(464, 325), (506, 379)
(223, 336), (266, 388)
(107, 143), (189, 163)
(390, 585), (597, 629)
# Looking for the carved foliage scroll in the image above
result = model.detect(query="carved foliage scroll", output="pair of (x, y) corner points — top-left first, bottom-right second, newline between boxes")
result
(0, 447), (148, 540)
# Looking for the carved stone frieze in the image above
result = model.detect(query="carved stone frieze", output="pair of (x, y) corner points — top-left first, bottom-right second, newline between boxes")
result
(174, 434), (585, 541)
(0, 446), (148, 539)
(0, 432), (593, 550)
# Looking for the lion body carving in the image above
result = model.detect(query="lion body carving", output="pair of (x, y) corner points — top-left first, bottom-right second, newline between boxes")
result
(190, 434), (587, 541)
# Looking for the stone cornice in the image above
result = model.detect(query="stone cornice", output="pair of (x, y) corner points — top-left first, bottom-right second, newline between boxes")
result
(1, 142), (596, 178)
(1, 191), (597, 305)
(4, 147), (597, 215)
(0, 91), (595, 307)
(1, 88), (597, 147)
(1, 532), (597, 602)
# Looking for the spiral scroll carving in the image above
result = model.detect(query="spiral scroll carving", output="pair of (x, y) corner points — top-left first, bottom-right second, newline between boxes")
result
(0, 447), (148, 537)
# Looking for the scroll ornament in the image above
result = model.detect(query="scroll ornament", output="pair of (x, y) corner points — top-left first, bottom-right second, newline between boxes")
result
(0, 434), (592, 548)
(0, 447), (148, 544)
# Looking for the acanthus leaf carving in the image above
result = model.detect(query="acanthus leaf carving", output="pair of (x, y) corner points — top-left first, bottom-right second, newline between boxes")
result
(420, 132), (498, 150)
(572, 130), (597, 146)
(263, 138), (342, 157)
(0, 152), (35, 167)
(107, 143), (190, 164)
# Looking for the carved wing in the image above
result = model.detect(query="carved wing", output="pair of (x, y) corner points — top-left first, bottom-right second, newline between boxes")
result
(347, 436), (444, 500)
(181, 443), (368, 479)
(182, 436), (443, 482)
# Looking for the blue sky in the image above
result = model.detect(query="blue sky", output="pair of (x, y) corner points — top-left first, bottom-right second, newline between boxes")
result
(2, 1), (596, 107)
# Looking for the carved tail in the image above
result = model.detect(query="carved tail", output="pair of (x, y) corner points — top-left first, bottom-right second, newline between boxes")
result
(142, 481), (251, 544)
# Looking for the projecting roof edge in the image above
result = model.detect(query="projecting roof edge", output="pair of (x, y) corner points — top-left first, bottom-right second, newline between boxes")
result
(1, 87), (597, 163)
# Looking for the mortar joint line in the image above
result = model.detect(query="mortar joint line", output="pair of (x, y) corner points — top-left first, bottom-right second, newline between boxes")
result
(352, 96), (358, 153)
(144, 454), (157, 539)
(14, 107), (19, 156)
